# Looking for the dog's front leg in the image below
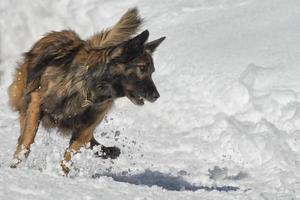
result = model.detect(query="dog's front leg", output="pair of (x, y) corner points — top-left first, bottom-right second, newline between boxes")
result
(61, 101), (113, 175)
(11, 92), (41, 167)
(61, 127), (95, 175)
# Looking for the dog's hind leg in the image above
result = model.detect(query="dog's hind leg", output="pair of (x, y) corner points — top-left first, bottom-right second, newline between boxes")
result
(11, 91), (41, 167)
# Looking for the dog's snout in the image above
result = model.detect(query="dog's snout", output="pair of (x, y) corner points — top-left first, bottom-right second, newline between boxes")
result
(143, 79), (160, 102)
(152, 90), (160, 99)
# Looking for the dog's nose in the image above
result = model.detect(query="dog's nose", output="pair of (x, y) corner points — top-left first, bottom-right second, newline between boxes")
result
(152, 91), (160, 99)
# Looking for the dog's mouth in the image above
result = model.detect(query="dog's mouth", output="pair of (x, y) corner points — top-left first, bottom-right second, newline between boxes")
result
(125, 91), (145, 106)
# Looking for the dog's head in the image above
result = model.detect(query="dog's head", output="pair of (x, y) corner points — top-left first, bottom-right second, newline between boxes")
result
(108, 30), (165, 105)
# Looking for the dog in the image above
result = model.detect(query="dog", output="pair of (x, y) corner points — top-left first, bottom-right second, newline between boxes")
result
(8, 8), (165, 174)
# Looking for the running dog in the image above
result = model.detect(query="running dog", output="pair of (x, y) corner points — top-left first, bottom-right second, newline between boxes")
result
(8, 8), (165, 174)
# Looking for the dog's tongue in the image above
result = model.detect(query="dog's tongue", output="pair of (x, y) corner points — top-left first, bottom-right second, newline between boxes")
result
(126, 91), (144, 105)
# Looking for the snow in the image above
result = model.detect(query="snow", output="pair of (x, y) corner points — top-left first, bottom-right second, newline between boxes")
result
(1, 0), (300, 199)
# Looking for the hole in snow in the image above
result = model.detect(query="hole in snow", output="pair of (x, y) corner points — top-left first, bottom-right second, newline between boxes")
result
(92, 169), (240, 192)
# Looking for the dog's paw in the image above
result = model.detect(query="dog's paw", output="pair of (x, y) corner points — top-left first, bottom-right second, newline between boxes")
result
(60, 159), (73, 175)
(10, 158), (22, 168)
(94, 146), (121, 159)
(10, 145), (30, 168)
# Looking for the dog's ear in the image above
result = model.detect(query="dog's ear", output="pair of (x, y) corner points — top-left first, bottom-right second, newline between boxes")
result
(110, 30), (149, 63)
(145, 36), (166, 53)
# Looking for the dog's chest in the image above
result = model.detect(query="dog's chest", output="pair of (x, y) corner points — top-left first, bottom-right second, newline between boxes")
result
(41, 92), (113, 130)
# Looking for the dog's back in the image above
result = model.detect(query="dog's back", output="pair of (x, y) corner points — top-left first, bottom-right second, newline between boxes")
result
(8, 30), (83, 113)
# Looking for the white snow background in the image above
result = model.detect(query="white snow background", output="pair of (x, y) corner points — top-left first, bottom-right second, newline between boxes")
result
(1, 0), (300, 199)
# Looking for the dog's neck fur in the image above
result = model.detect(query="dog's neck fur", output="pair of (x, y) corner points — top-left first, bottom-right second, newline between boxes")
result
(82, 60), (126, 104)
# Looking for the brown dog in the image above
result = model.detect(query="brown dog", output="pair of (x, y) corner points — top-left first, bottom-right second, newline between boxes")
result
(8, 8), (165, 174)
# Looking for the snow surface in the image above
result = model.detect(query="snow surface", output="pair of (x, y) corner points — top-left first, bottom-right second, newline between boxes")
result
(1, 0), (300, 199)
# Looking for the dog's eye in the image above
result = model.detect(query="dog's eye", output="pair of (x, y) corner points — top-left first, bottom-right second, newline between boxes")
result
(137, 65), (146, 72)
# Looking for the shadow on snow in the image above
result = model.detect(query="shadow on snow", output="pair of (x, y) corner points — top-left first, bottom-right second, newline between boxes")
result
(92, 169), (240, 192)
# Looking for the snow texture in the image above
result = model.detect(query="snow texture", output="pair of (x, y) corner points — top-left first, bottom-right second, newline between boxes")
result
(1, 0), (300, 199)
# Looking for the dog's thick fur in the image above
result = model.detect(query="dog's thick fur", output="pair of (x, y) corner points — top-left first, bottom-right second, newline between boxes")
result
(8, 8), (165, 174)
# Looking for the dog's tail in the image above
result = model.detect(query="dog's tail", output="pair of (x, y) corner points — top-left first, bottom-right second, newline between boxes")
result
(87, 8), (143, 49)
(8, 30), (83, 111)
